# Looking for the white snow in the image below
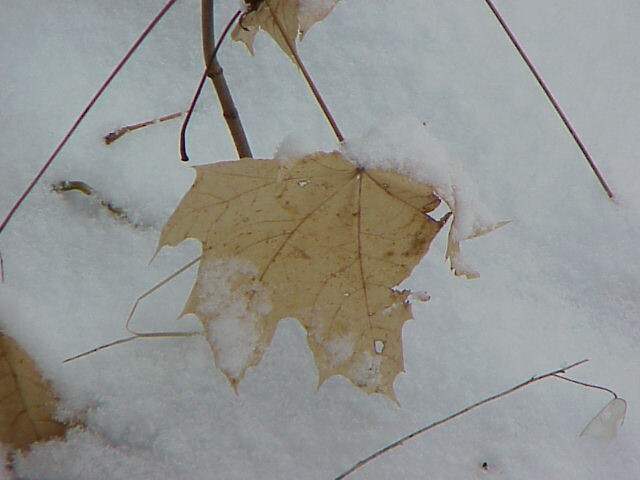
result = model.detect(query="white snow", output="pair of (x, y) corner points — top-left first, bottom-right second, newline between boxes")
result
(342, 116), (504, 278)
(346, 351), (384, 391)
(193, 256), (272, 382)
(0, 1), (639, 479)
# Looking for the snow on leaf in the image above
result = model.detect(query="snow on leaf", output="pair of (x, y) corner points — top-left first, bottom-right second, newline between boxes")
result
(342, 118), (507, 279)
(158, 151), (451, 398)
(232, 0), (339, 59)
(0, 332), (68, 450)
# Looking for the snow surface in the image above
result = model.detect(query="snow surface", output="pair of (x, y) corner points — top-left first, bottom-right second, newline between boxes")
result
(1, 0), (639, 478)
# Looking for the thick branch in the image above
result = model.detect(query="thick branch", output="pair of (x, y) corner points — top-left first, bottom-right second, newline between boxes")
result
(202, 0), (252, 159)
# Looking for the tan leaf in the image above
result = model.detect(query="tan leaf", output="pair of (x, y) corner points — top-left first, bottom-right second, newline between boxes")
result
(232, 0), (339, 58)
(159, 151), (449, 398)
(0, 332), (67, 450)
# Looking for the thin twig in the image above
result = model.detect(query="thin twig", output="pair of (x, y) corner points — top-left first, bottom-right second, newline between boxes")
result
(202, 0), (252, 158)
(104, 111), (184, 144)
(64, 256), (203, 363)
(0, 0), (179, 238)
(63, 331), (200, 363)
(482, 0), (614, 199)
(553, 373), (618, 399)
(264, 0), (344, 143)
(335, 359), (589, 480)
(181, 10), (242, 162)
(125, 256), (203, 334)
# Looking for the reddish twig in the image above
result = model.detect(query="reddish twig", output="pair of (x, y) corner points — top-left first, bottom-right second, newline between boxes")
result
(483, 0), (614, 199)
(264, 0), (344, 143)
(180, 10), (242, 162)
(553, 373), (619, 399)
(0, 0), (179, 237)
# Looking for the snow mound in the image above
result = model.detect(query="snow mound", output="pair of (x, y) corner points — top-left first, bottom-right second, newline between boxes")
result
(342, 116), (505, 278)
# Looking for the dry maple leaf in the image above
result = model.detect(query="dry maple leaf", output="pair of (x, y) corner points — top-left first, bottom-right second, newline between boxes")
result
(0, 332), (67, 450)
(158, 151), (450, 399)
(232, 0), (339, 58)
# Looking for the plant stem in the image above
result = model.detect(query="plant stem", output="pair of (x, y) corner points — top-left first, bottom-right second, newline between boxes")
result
(104, 111), (183, 145)
(202, 0), (253, 158)
(0, 0), (179, 238)
(265, 0), (344, 143)
(483, 0), (614, 199)
(335, 359), (589, 480)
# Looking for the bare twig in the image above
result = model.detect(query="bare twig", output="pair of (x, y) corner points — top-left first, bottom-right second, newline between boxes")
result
(63, 256), (203, 363)
(553, 373), (619, 399)
(181, 10), (242, 162)
(63, 331), (200, 363)
(482, 0), (614, 199)
(202, 0), (252, 158)
(104, 111), (183, 144)
(335, 359), (589, 480)
(125, 256), (203, 335)
(0, 0), (179, 238)
(265, 0), (345, 143)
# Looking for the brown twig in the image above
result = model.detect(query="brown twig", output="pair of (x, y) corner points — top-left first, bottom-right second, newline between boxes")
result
(483, 0), (614, 199)
(202, 0), (252, 159)
(104, 111), (183, 145)
(264, 0), (344, 143)
(0, 0), (179, 238)
(180, 10), (242, 162)
(334, 359), (589, 480)
(51, 180), (136, 227)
